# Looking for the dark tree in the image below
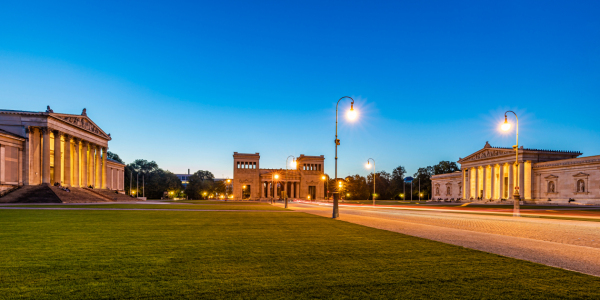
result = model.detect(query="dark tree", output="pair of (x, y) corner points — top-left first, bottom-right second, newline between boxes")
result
(107, 151), (124, 164)
(433, 161), (461, 175)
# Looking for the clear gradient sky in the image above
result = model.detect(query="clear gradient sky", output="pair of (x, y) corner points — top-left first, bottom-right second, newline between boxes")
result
(1, 1), (599, 178)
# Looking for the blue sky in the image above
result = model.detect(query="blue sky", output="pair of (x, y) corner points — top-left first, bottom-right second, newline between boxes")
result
(1, 0), (599, 178)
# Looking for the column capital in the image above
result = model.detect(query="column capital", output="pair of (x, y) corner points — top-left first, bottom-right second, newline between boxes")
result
(72, 137), (81, 144)
(40, 127), (50, 134)
(52, 129), (62, 137)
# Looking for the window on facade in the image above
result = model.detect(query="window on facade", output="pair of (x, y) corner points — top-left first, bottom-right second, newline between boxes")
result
(577, 179), (585, 193)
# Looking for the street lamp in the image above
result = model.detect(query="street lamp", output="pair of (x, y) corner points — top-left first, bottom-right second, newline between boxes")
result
(322, 175), (328, 201)
(272, 174), (279, 204)
(203, 191), (208, 200)
(366, 158), (376, 206)
(502, 111), (521, 217)
(333, 96), (357, 218)
(225, 178), (231, 201)
(285, 155), (296, 208)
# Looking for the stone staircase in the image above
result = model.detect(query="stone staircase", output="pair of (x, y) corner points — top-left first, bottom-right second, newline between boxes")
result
(88, 189), (139, 202)
(0, 185), (62, 203)
(49, 186), (112, 203)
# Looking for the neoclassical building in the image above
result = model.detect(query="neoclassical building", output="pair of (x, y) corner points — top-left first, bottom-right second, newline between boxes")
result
(431, 142), (600, 204)
(0, 107), (125, 193)
(232, 152), (325, 200)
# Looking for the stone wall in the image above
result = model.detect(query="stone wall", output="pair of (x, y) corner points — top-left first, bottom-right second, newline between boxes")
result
(431, 172), (462, 200)
(532, 155), (600, 204)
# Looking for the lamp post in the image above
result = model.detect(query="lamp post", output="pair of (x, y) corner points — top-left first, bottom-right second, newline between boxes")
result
(322, 175), (328, 201)
(333, 96), (357, 218)
(225, 178), (231, 201)
(286, 155), (296, 208)
(272, 174), (279, 204)
(502, 111), (520, 217)
(366, 158), (376, 206)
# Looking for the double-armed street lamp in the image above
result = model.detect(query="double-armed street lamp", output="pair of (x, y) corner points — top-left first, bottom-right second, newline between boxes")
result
(366, 158), (376, 206)
(333, 96), (358, 218)
(285, 155), (296, 208)
(501, 111), (521, 217)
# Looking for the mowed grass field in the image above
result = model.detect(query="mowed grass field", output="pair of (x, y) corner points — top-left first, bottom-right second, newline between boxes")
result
(7, 204), (287, 211)
(1, 210), (600, 299)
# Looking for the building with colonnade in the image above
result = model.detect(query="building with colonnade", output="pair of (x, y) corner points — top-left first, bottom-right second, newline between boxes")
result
(0, 106), (125, 194)
(431, 142), (600, 204)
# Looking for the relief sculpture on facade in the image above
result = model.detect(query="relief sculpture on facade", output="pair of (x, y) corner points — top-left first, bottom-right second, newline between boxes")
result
(56, 116), (109, 139)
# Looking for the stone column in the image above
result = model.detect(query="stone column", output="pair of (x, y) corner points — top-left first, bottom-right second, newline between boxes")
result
(63, 135), (71, 186)
(101, 147), (107, 189)
(518, 161), (525, 198)
(41, 127), (51, 185)
(81, 141), (88, 187)
(482, 166), (487, 200)
(18, 148), (23, 185)
(474, 167), (479, 200)
(490, 164), (496, 200)
(499, 163), (505, 199)
(0, 144), (5, 184)
(88, 145), (95, 187)
(30, 127), (41, 185)
(72, 138), (80, 187)
(53, 130), (62, 185)
(283, 181), (287, 198)
(95, 145), (101, 188)
(508, 163), (515, 200)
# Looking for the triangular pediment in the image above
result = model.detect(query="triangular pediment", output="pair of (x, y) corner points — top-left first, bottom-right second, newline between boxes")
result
(50, 113), (111, 140)
(458, 147), (514, 163)
(545, 174), (559, 180)
(573, 172), (589, 178)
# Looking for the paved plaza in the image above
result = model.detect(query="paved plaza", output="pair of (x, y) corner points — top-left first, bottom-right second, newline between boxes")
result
(280, 202), (600, 276)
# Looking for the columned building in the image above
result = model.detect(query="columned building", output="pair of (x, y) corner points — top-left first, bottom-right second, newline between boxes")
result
(232, 152), (325, 201)
(0, 107), (125, 193)
(431, 142), (600, 204)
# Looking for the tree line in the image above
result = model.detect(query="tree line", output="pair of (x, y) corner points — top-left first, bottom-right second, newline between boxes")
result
(110, 152), (223, 199)
(109, 152), (459, 200)
(325, 161), (460, 200)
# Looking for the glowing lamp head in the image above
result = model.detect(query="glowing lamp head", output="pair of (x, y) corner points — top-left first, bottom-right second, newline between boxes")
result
(366, 161), (372, 169)
(242, 185), (246, 189)
(322, 176), (326, 180)
(346, 106), (357, 121)
(274, 174), (279, 179)
(501, 115), (511, 131)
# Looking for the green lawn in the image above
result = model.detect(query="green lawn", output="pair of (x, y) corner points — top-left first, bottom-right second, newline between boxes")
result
(1, 210), (599, 299)
(7, 204), (287, 211)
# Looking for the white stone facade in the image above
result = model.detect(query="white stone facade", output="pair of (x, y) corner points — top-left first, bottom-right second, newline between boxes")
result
(0, 107), (125, 191)
(432, 142), (600, 204)
(232, 152), (325, 201)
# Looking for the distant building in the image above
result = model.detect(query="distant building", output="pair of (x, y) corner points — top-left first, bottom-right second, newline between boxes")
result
(232, 152), (325, 201)
(175, 169), (192, 188)
(175, 169), (227, 188)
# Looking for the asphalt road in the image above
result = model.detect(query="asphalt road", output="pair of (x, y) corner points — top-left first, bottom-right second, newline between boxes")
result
(284, 201), (600, 277)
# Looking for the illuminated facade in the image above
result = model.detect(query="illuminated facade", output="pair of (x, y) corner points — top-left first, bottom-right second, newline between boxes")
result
(232, 152), (325, 200)
(431, 142), (600, 204)
(0, 107), (125, 193)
